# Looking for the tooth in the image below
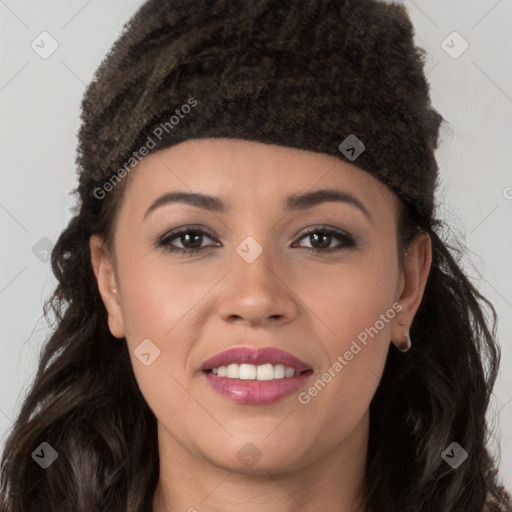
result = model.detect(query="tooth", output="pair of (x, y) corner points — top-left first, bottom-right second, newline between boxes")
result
(273, 364), (285, 379)
(239, 363), (256, 380)
(226, 364), (239, 378)
(211, 363), (301, 379)
(284, 367), (295, 378)
(256, 363), (275, 381)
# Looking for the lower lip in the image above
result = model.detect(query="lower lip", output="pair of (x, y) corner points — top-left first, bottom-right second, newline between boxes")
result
(202, 370), (313, 404)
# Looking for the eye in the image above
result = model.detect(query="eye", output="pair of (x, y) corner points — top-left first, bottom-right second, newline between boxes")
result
(155, 225), (357, 257)
(155, 227), (219, 256)
(293, 226), (357, 255)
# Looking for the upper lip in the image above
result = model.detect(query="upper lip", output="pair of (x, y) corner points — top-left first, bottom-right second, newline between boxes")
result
(201, 346), (312, 372)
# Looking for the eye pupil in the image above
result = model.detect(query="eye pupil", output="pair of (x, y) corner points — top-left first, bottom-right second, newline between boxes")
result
(311, 233), (331, 249)
(183, 232), (203, 249)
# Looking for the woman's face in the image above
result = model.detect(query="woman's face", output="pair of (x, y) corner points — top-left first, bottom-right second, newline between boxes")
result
(91, 137), (430, 475)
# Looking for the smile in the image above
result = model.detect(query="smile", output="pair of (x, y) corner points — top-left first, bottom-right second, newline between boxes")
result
(211, 363), (300, 380)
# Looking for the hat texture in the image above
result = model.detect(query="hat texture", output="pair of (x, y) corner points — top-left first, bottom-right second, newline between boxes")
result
(78, 0), (444, 220)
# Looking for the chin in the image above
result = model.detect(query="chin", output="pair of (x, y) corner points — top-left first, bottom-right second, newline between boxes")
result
(200, 440), (311, 475)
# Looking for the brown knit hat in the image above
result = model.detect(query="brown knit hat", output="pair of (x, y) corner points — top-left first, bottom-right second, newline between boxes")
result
(77, 0), (444, 221)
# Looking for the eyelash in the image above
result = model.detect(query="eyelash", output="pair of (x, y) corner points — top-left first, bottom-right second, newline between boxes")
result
(155, 225), (357, 257)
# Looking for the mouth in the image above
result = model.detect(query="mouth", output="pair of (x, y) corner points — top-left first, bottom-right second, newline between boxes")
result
(200, 345), (314, 404)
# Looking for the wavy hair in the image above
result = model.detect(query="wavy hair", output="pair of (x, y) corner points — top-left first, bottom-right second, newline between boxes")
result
(1, 0), (511, 511)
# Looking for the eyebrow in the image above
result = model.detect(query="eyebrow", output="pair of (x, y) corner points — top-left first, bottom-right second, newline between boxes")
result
(143, 188), (372, 222)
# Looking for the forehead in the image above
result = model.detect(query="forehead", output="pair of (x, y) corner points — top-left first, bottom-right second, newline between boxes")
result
(119, 137), (398, 217)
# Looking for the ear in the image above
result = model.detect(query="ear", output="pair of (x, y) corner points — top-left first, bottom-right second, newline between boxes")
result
(89, 235), (126, 339)
(391, 230), (432, 350)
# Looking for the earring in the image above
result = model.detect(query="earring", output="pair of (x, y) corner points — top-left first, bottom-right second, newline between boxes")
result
(399, 331), (412, 353)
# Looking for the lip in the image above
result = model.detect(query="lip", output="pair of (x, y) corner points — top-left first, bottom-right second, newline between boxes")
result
(200, 346), (314, 405)
(203, 371), (313, 404)
(200, 346), (312, 372)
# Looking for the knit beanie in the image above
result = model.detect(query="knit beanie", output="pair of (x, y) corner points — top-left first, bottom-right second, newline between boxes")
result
(77, 0), (444, 222)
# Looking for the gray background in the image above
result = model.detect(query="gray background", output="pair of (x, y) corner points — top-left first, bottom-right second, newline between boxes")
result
(1, 0), (511, 491)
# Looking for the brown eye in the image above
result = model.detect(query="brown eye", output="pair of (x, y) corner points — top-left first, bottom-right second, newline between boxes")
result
(294, 227), (356, 254)
(156, 228), (219, 255)
(155, 225), (357, 257)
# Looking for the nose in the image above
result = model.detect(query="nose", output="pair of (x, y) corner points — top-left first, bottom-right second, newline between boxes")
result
(217, 242), (299, 326)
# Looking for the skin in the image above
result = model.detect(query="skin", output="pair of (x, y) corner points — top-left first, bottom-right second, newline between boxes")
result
(90, 138), (431, 512)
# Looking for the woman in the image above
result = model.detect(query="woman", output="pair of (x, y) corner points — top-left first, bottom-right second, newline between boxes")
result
(1, 0), (510, 511)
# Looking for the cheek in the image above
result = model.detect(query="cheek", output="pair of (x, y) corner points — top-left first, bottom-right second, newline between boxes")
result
(294, 249), (398, 416)
(114, 255), (203, 421)
(112, 249), (209, 404)
(295, 246), (399, 344)
(116, 247), (203, 340)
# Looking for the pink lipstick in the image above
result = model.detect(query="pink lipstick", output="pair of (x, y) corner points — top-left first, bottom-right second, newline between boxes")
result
(201, 346), (313, 405)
